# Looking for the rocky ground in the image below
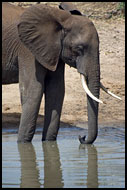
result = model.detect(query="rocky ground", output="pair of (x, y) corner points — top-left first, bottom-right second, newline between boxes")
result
(2, 2), (125, 128)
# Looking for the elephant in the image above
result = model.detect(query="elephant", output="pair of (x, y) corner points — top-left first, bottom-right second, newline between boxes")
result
(2, 2), (121, 144)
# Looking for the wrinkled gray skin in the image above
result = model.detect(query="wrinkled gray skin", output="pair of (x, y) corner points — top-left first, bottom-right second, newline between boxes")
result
(2, 2), (100, 144)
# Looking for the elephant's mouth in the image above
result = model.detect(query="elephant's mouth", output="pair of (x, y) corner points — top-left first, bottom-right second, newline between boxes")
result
(65, 57), (76, 68)
(80, 74), (122, 103)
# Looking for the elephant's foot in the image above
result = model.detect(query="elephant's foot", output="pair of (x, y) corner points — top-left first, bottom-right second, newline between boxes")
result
(17, 139), (32, 143)
(42, 136), (57, 141)
(17, 135), (33, 143)
(42, 139), (56, 142)
(42, 130), (58, 141)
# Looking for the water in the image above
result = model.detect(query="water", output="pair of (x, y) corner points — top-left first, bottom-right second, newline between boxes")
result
(2, 125), (125, 188)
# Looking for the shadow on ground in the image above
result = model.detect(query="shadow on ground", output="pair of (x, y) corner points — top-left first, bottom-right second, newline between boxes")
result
(2, 113), (74, 129)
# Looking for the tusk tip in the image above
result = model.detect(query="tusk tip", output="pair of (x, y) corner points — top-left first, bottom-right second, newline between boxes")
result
(100, 82), (122, 101)
(100, 100), (103, 104)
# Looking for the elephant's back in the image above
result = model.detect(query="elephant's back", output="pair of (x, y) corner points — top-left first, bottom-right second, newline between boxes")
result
(2, 2), (25, 27)
(2, 3), (24, 84)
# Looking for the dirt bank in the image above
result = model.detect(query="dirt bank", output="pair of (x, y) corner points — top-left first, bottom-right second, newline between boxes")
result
(2, 2), (125, 128)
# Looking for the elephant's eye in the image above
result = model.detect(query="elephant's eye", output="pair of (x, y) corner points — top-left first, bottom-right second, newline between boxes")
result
(72, 45), (84, 56)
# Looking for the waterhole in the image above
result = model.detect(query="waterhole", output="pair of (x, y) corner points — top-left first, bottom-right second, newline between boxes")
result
(2, 124), (125, 188)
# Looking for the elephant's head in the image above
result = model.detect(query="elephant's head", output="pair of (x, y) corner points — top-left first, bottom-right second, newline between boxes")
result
(60, 15), (101, 144)
(18, 4), (121, 144)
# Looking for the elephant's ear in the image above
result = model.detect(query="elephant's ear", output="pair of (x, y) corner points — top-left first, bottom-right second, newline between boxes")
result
(18, 4), (70, 71)
(59, 2), (82, 15)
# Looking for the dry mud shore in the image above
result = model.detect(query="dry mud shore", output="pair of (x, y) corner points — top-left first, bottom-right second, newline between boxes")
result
(2, 2), (125, 129)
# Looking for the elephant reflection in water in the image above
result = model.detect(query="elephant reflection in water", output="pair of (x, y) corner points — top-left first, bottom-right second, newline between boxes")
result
(79, 144), (98, 188)
(18, 142), (98, 188)
(87, 145), (98, 188)
(18, 143), (41, 188)
(18, 142), (63, 188)
(42, 142), (64, 188)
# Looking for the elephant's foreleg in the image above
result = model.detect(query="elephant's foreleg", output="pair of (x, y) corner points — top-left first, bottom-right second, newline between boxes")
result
(17, 82), (44, 143)
(42, 62), (65, 141)
(17, 57), (46, 143)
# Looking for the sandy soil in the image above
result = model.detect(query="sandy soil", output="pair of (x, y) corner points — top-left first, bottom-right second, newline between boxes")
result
(2, 2), (125, 128)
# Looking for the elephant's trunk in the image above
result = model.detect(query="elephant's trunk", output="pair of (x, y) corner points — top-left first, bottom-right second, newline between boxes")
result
(79, 64), (100, 144)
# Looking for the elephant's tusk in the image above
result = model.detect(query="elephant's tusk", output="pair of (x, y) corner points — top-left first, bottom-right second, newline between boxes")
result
(80, 74), (103, 104)
(100, 82), (122, 100)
